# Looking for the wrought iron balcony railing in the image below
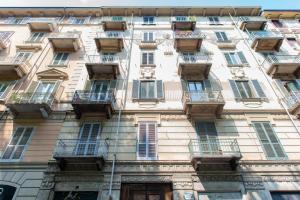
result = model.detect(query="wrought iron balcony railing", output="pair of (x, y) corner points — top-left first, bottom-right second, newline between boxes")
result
(283, 91), (300, 109)
(48, 32), (80, 39)
(72, 90), (115, 104)
(174, 31), (205, 39)
(266, 55), (300, 65)
(182, 91), (224, 104)
(53, 139), (108, 159)
(178, 54), (211, 64)
(7, 92), (55, 105)
(249, 31), (283, 40)
(96, 31), (123, 38)
(171, 16), (197, 22)
(188, 138), (241, 157)
(240, 16), (267, 22)
(28, 18), (57, 23)
(86, 55), (118, 64)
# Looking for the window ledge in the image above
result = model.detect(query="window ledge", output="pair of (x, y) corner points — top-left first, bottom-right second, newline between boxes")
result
(133, 98), (163, 102)
(48, 64), (68, 68)
(140, 64), (156, 68)
(236, 97), (268, 102)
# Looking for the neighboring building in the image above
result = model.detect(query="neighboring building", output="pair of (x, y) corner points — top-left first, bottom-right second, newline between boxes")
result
(0, 6), (299, 200)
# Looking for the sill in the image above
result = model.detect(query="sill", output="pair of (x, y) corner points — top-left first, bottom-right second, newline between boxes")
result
(133, 98), (160, 102)
(228, 64), (249, 67)
(236, 98), (268, 102)
(137, 157), (158, 161)
(140, 64), (156, 68)
(142, 23), (156, 26)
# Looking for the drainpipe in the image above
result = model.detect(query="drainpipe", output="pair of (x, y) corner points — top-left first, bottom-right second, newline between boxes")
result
(228, 9), (300, 135)
(108, 12), (134, 200)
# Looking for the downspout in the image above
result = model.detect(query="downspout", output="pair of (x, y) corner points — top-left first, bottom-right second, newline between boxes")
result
(108, 12), (134, 199)
(228, 9), (300, 135)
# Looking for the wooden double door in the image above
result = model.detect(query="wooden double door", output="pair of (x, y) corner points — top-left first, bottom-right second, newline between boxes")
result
(121, 183), (173, 200)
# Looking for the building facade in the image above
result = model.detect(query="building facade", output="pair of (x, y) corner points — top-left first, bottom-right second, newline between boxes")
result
(0, 6), (300, 200)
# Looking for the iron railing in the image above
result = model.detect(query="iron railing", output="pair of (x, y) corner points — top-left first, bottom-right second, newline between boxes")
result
(96, 31), (123, 38)
(174, 31), (205, 39)
(7, 92), (55, 105)
(72, 90), (115, 104)
(102, 16), (126, 22)
(86, 55), (118, 64)
(178, 53), (211, 64)
(48, 32), (80, 39)
(0, 33), (12, 48)
(182, 91), (224, 105)
(28, 18), (57, 23)
(266, 55), (300, 65)
(53, 139), (108, 159)
(240, 16), (267, 22)
(250, 31), (283, 40)
(0, 56), (31, 69)
(283, 91), (300, 109)
(171, 16), (197, 22)
(189, 138), (241, 157)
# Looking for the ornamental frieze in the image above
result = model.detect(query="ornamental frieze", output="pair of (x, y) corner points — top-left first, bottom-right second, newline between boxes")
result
(121, 175), (173, 183)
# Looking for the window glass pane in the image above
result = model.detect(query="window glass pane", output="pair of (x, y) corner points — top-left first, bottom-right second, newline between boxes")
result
(243, 81), (253, 98)
(236, 81), (247, 98)
(140, 81), (148, 98)
(148, 81), (155, 98)
(148, 53), (154, 64)
(11, 146), (25, 159)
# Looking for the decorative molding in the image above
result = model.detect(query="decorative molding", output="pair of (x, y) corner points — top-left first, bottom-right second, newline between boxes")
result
(243, 176), (265, 190)
(230, 68), (247, 79)
(40, 174), (55, 190)
(121, 175), (173, 183)
(140, 67), (155, 79)
(173, 181), (193, 190)
(36, 68), (68, 80)
(192, 175), (242, 182)
(262, 175), (300, 182)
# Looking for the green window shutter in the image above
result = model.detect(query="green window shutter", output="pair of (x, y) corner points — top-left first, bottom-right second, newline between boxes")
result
(275, 79), (289, 96)
(237, 51), (248, 64)
(147, 122), (157, 158)
(156, 80), (164, 99)
(84, 80), (92, 90)
(224, 53), (234, 65)
(251, 80), (267, 98)
(253, 122), (287, 159)
(229, 80), (242, 99)
(142, 53), (147, 65)
(138, 123), (147, 158)
(132, 80), (140, 99)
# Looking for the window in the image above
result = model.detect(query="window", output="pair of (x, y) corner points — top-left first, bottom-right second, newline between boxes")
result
(141, 52), (154, 65)
(271, 192), (300, 200)
(90, 80), (110, 101)
(2, 127), (34, 160)
(132, 80), (164, 100)
(14, 52), (31, 63)
(0, 31), (13, 42)
(102, 53), (115, 62)
(0, 185), (17, 200)
(287, 38), (300, 50)
(137, 122), (157, 159)
(52, 53), (69, 66)
(229, 80), (267, 100)
(252, 122), (287, 160)
(224, 52), (248, 66)
(272, 20), (286, 28)
(182, 52), (196, 62)
(68, 17), (90, 24)
(215, 32), (229, 42)
(28, 81), (60, 102)
(143, 32), (154, 42)
(0, 81), (10, 98)
(75, 123), (101, 156)
(5, 17), (25, 24)
(175, 16), (187, 21)
(143, 16), (155, 25)
(27, 32), (44, 43)
(208, 16), (221, 25)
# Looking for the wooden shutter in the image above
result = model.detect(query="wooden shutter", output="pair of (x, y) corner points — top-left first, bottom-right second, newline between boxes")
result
(237, 51), (248, 64)
(142, 53), (147, 64)
(275, 79), (289, 96)
(224, 53), (234, 65)
(156, 80), (164, 99)
(253, 122), (286, 159)
(138, 123), (147, 158)
(251, 80), (267, 98)
(229, 80), (242, 99)
(132, 80), (140, 99)
(138, 122), (156, 159)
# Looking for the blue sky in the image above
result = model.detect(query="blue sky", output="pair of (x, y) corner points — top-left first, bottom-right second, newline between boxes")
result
(0, 0), (299, 9)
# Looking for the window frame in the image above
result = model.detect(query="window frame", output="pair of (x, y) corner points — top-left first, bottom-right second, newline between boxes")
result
(208, 16), (221, 25)
(141, 51), (155, 65)
(139, 80), (156, 99)
(27, 32), (45, 43)
(215, 31), (229, 42)
(1, 127), (35, 161)
(143, 16), (155, 25)
(137, 121), (157, 160)
(143, 31), (155, 42)
(51, 52), (69, 66)
(224, 51), (248, 66)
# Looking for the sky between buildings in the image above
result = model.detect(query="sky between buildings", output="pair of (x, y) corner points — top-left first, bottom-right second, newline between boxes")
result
(0, 0), (299, 10)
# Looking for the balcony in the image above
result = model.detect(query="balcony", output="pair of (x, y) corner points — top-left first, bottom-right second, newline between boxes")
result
(95, 32), (124, 52)
(250, 31), (283, 52)
(239, 16), (267, 31)
(171, 16), (196, 31)
(266, 55), (300, 78)
(174, 31), (205, 52)
(0, 57), (31, 79)
(27, 18), (57, 32)
(6, 92), (54, 118)
(189, 138), (241, 171)
(48, 32), (81, 52)
(16, 40), (43, 51)
(102, 16), (127, 31)
(85, 55), (120, 79)
(283, 91), (300, 118)
(53, 139), (108, 171)
(177, 54), (212, 79)
(72, 90), (115, 119)
(182, 91), (224, 118)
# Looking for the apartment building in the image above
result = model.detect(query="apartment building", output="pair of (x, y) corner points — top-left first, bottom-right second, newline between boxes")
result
(0, 6), (299, 200)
